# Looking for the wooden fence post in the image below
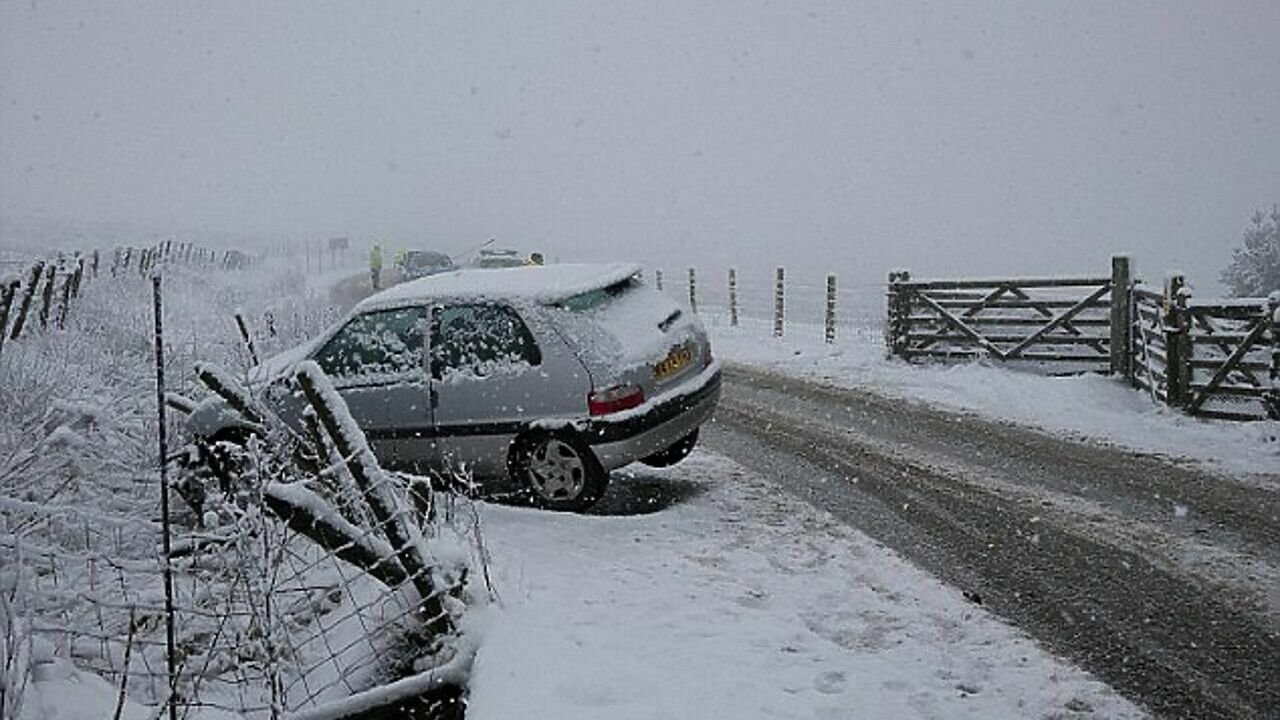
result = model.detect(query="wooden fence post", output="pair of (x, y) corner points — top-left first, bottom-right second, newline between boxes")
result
(56, 274), (73, 329)
(687, 268), (698, 313)
(1109, 255), (1131, 377)
(1268, 293), (1280, 420)
(655, 269), (663, 291)
(825, 274), (837, 344)
(37, 264), (57, 331)
(72, 258), (85, 298)
(773, 267), (785, 338)
(885, 270), (912, 358)
(1163, 274), (1190, 408)
(10, 261), (42, 340)
(728, 268), (739, 327)
(235, 311), (259, 365)
(0, 278), (18, 357)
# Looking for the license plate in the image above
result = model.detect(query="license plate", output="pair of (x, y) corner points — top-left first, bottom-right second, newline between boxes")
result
(654, 346), (693, 381)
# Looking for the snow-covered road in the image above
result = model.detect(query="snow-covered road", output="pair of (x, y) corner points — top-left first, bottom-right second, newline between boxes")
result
(466, 452), (1142, 719)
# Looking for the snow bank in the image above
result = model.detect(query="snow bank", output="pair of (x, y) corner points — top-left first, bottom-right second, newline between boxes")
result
(711, 318), (1278, 478)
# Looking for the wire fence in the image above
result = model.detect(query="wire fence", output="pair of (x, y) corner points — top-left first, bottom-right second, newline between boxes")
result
(2, 241), (476, 720)
(647, 265), (887, 344)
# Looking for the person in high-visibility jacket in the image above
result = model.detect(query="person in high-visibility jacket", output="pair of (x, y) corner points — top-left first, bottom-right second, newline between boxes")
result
(525, 251), (544, 266)
(369, 243), (384, 289)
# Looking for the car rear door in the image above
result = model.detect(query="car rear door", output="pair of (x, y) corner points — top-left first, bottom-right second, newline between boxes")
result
(309, 305), (434, 469)
(429, 301), (590, 476)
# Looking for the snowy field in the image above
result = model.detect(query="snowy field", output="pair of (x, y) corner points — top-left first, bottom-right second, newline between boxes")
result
(467, 453), (1143, 719)
(703, 315), (1278, 480)
(13, 259), (1264, 719)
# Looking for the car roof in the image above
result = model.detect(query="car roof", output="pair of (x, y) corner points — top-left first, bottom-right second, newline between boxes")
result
(355, 262), (643, 311)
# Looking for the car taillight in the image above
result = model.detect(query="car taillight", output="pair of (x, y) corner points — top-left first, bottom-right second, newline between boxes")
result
(588, 384), (645, 416)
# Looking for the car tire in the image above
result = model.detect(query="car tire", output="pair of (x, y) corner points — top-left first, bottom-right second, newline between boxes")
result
(639, 428), (699, 468)
(509, 432), (608, 512)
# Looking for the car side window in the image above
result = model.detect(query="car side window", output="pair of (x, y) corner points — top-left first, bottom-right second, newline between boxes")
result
(432, 303), (541, 378)
(312, 306), (428, 383)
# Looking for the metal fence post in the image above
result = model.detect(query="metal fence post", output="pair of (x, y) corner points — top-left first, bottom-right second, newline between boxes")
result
(1163, 274), (1190, 408)
(687, 268), (697, 313)
(825, 274), (837, 344)
(773, 267), (785, 337)
(1109, 255), (1132, 377)
(151, 275), (179, 720)
(728, 268), (739, 327)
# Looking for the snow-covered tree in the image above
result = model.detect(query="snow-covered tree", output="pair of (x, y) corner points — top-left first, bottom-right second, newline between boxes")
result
(1220, 206), (1280, 297)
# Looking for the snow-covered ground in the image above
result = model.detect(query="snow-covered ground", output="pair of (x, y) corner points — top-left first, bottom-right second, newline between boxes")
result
(706, 316), (1278, 480)
(467, 452), (1143, 719)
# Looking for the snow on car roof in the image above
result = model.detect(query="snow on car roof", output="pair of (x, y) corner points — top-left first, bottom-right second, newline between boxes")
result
(355, 262), (643, 310)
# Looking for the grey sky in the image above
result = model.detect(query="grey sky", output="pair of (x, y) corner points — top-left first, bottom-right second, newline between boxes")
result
(3, 1), (1278, 291)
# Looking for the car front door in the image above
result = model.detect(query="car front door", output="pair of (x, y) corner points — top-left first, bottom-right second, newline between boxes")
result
(309, 305), (434, 470)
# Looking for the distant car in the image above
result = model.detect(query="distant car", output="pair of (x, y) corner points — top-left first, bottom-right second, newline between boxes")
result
(186, 263), (720, 511)
(472, 248), (526, 269)
(400, 250), (454, 280)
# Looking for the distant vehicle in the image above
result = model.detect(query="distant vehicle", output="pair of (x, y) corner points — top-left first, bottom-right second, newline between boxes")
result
(186, 263), (720, 511)
(472, 248), (525, 269)
(399, 250), (455, 280)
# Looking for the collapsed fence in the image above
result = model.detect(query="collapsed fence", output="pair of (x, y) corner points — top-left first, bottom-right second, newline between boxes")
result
(885, 255), (1280, 422)
(1, 247), (479, 720)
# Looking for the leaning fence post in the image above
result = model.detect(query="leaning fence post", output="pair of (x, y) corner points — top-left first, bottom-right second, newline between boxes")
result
(825, 274), (837, 344)
(56, 274), (73, 329)
(294, 363), (450, 634)
(0, 278), (18, 357)
(1109, 255), (1132, 378)
(37, 264), (57, 331)
(10, 261), (43, 340)
(687, 268), (697, 313)
(234, 311), (260, 365)
(773, 266), (785, 337)
(728, 268), (739, 327)
(1163, 273), (1190, 408)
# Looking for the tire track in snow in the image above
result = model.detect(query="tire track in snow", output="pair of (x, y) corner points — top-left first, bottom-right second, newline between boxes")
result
(706, 364), (1280, 719)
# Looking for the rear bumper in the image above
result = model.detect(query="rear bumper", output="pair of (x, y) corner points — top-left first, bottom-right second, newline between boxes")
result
(584, 366), (722, 470)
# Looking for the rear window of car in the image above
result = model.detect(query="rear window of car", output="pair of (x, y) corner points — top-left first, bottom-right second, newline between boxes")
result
(558, 276), (640, 312)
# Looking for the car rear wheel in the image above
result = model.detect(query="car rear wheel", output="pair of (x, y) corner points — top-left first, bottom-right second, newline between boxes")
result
(509, 433), (608, 512)
(639, 428), (699, 468)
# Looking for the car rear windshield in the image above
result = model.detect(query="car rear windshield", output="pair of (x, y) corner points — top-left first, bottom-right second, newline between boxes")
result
(557, 276), (639, 312)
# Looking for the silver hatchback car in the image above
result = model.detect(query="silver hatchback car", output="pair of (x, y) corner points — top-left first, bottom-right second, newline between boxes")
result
(188, 263), (721, 510)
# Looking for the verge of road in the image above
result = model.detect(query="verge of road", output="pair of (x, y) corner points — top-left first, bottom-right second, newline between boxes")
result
(705, 362), (1280, 720)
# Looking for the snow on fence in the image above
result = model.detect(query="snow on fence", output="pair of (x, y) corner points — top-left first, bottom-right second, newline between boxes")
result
(2, 247), (478, 719)
(0, 239), (257, 363)
(886, 256), (1279, 422)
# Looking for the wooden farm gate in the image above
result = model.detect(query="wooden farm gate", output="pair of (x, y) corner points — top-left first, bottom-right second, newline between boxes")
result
(1129, 283), (1172, 405)
(886, 257), (1130, 374)
(1183, 296), (1278, 420)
